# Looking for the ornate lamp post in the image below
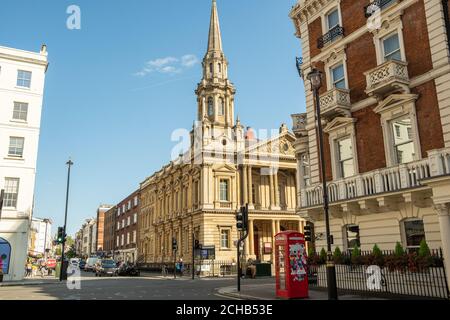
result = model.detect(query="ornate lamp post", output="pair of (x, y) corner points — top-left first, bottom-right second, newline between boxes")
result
(299, 64), (338, 300)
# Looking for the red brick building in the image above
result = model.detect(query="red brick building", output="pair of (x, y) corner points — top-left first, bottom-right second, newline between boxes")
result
(290, 0), (450, 288)
(103, 206), (117, 256)
(95, 204), (113, 254)
(115, 190), (140, 263)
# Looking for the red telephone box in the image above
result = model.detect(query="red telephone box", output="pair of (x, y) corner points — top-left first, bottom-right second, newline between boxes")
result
(275, 231), (309, 299)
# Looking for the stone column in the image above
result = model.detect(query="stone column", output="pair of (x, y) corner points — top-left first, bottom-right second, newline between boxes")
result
(248, 219), (254, 256)
(269, 172), (275, 208)
(274, 172), (279, 207)
(248, 166), (253, 207)
(243, 165), (248, 204)
(435, 204), (450, 291)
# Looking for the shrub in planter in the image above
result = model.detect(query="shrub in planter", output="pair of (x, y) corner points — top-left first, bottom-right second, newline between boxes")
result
(319, 248), (327, 264)
(394, 242), (405, 257)
(370, 244), (384, 266)
(333, 247), (343, 264)
(351, 245), (362, 265)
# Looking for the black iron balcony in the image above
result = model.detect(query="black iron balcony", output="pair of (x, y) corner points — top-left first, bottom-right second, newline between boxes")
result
(365, 0), (396, 17)
(317, 25), (344, 49)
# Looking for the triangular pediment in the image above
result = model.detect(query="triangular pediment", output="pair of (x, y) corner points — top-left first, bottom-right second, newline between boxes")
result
(247, 130), (296, 156)
(374, 94), (418, 114)
(213, 164), (237, 172)
(324, 117), (356, 133)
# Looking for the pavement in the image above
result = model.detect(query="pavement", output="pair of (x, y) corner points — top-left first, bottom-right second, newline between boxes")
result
(0, 275), (60, 287)
(217, 278), (386, 300)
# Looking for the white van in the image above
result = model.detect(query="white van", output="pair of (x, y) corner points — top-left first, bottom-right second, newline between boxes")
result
(85, 257), (100, 272)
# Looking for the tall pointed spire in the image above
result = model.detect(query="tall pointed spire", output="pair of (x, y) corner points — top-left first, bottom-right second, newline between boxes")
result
(207, 0), (223, 53)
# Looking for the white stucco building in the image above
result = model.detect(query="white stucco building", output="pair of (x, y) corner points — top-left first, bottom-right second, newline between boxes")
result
(0, 44), (48, 281)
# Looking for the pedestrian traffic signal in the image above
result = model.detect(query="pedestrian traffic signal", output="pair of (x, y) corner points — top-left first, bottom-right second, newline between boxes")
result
(304, 224), (313, 242)
(172, 237), (178, 251)
(56, 227), (66, 244)
(236, 205), (249, 232)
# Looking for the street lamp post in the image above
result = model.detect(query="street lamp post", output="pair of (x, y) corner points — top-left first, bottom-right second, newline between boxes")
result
(60, 159), (74, 281)
(299, 64), (338, 300)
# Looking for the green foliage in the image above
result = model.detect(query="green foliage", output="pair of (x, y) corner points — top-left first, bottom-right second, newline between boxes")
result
(333, 247), (343, 264)
(351, 244), (361, 265)
(319, 248), (327, 264)
(307, 246), (315, 258)
(373, 244), (382, 257)
(418, 239), (431, 258)
(394, 242), (405, 256)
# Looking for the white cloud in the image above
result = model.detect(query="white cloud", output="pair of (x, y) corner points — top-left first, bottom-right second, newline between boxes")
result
(181, 54), (200, 67)
(135, 54), (199, 77)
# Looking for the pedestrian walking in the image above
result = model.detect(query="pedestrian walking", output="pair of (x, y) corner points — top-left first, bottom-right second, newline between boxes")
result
(161, 264), (167, 277)
(25, 261), (32, 277)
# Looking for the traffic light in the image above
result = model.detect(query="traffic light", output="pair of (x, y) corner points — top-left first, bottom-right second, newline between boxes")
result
(56, 227), (66, 244)
(194, 240), (201, 250)
(172, 237), (178, 251)
(236, 205), (249, 232)
(304, 224), (313, 242)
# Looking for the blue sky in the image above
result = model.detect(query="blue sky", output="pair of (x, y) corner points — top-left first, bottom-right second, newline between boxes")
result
(0, 0), (306, 237)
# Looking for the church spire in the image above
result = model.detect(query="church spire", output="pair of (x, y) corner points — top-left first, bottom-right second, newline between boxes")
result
(207, 0), (223, 53)
(195, 0), (236, 128)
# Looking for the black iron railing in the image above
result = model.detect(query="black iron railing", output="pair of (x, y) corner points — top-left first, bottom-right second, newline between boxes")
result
(365, 0), (396, 17)
(317, 25), (344, 49)
(307, 249), (450, 299)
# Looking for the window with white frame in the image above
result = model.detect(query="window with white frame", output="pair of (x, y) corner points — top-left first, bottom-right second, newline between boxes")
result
(219, 179), (229, 202)
(133, 213), (137, 224)
(391, 116), (415, 164)
(3, 178), (20, 208)
(300, 153), (311, 187)
(116, 236), (120, 247)
(337, 137), (355, 178)
(13, 102), (28, 121)
(220, 229), (230, 249)
(17, 70), (32, 88)
(134, 196), (138, 206)
(122, 219), (125, 228)
(117, 222), (120, 230)
(122, 204), (125, 213)
(127, 233), (130, 244)
(133, 231), (137, 243)
(117, 207), (121, 216)
(327, 9), (340, 31)
(128, 201), (131, 210)
(402, 219), (425, 251)
(127, 216), (131, 226)
(331, 64), (346, 89)
(382, 33), (402, 61)
(8, 137), (24, 158)
(121, 234), (124, 246)
(344, 225), (360, 252)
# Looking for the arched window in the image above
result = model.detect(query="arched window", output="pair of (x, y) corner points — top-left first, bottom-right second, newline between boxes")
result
(209, 63), (213, 77)
(208, 97), (214, 116)
(218, 63), (222, 73)
(218, 98), (225, 116)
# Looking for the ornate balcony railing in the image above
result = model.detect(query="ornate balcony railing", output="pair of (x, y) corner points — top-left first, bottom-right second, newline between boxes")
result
(300, 148), (450, 208)
(365, 0), (396, 17)
(317, 25), (344, 49)
(364, 59), (410, 97)
(319, 88), (351, 118)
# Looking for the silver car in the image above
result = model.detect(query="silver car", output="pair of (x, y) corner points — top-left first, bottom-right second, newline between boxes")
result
(95, 259), (118, 277)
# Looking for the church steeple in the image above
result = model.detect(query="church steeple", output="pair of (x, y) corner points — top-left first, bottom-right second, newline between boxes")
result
(207, 0), (223, 53)
(195, 0), (236, 128)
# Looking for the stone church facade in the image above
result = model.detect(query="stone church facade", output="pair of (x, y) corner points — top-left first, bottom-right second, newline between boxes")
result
(138, 0), (303, 265)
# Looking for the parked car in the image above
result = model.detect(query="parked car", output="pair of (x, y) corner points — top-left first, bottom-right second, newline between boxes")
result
(95, 259), (118, 277)
(117, 262), (140, 277)
(85, 257), (100, 272)
(78, 260), (86, 270)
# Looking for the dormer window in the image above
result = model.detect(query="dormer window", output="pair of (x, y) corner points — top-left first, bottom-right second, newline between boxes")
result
(208, 97), (214, 116)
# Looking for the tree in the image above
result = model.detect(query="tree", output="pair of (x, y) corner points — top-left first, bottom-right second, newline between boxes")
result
(394, 242), (405, 256)
(333, 247), (343, 264)
(418, 239), (431, 258)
